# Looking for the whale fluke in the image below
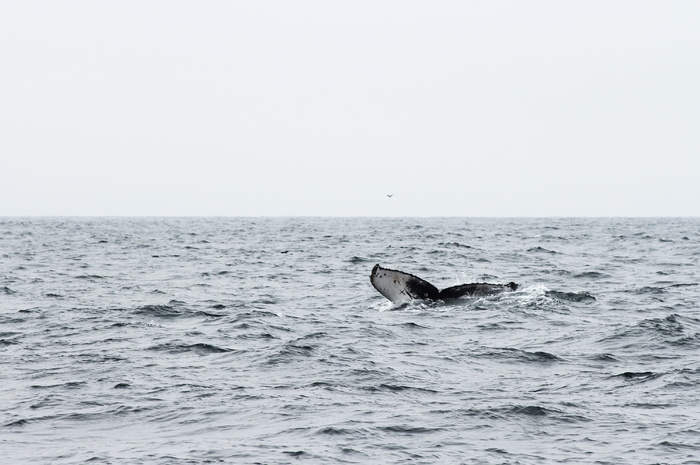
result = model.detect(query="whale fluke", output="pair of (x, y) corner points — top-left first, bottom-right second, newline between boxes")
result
(370, 264), (518, 305)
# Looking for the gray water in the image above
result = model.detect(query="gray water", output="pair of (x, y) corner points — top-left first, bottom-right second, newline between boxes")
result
(1, 217), (699, 464)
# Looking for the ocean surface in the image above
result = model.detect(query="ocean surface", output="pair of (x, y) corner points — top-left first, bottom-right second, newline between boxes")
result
(1, 217), (699, 465)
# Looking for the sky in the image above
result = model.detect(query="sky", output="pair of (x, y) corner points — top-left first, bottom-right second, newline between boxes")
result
(1, 1), (699, 217)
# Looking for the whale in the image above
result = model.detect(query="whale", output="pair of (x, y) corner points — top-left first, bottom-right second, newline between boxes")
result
(370, 264), (518, 305)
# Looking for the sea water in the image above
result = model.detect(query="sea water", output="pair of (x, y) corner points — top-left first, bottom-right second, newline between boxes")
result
(1, 217), (699, 464)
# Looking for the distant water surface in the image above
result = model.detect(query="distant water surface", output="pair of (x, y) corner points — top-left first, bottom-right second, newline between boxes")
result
(1, 217), (699, 464)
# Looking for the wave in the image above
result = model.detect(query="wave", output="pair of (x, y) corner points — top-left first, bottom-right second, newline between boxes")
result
(599, 314), (700, 351)
(133, 304), (184, 318)
(613, 371), (660, 381)
(573, 271), (610, 279)
(147, 342), (233, 355)
(365, 384), (438, 394)
(478, 347), (564, 364)
(545, 290), (596, 303)
(528, 246), (560, 254)
(132, 301), (225, 319)
(452, 405), (590, 423)
(439, 241), (474, 249)
(378, 425), (442, 434)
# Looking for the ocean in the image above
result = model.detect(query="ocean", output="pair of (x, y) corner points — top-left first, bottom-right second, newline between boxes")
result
(1, 217), (699, 464)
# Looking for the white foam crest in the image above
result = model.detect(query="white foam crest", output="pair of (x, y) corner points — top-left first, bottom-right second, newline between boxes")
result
(499, 283), (551, 306)
(371, 300), (397, 312)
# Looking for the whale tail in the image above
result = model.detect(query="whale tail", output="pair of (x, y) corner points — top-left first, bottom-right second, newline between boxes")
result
(370, 264), (518, 305)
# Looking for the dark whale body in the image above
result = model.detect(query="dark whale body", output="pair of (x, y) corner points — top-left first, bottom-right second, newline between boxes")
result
(370, 264), (518, 305)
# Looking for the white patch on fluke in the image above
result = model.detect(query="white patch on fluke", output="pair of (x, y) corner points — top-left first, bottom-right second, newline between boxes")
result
(370, 266), (415, 305)
(370, 264), (440, 304)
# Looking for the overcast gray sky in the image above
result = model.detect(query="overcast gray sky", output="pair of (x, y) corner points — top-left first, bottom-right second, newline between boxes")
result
(2, 1), (698, 217)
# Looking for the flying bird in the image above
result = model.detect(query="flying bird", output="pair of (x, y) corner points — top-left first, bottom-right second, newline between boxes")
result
(387, 194), (394, 198)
